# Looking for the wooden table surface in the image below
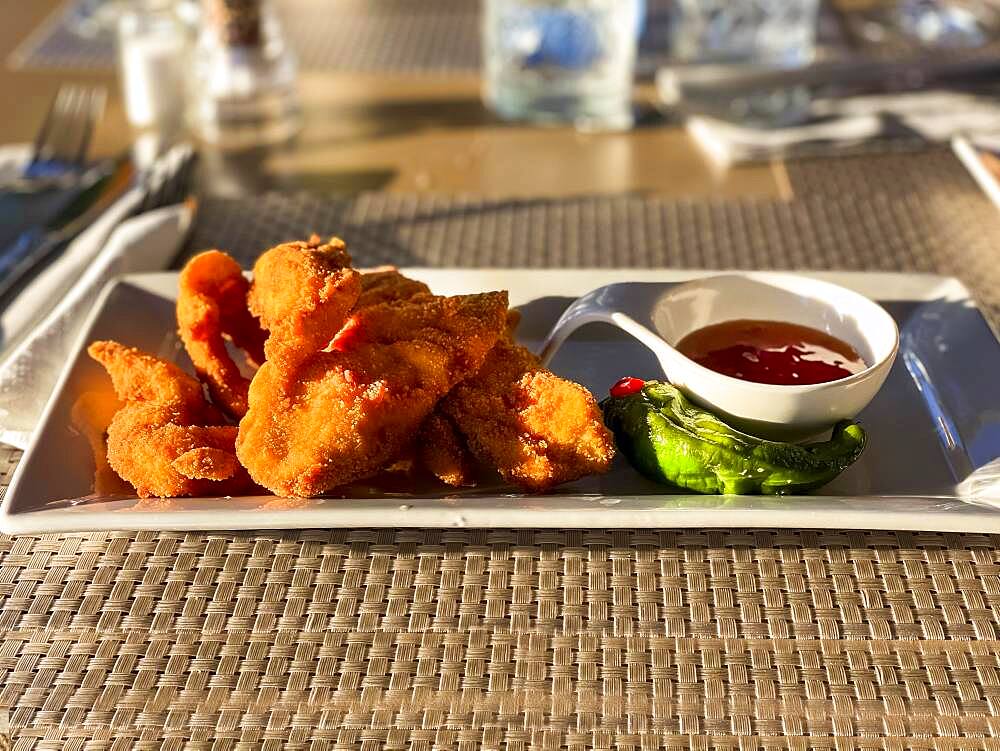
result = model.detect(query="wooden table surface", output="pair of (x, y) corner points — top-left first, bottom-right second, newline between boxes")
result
(0, 0), (787, 200)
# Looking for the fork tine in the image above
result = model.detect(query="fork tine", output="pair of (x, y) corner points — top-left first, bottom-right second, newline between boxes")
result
(49, 85), (85, 166)
(31, 86), (71, 164)
(72, 87), (106, 168)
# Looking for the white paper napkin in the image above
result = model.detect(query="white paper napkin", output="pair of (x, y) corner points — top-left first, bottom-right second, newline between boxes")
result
(0, 202), (193, 449)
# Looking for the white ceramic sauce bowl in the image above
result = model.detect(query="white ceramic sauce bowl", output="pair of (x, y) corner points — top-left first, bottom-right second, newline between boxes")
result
(540, 273), (899, 441)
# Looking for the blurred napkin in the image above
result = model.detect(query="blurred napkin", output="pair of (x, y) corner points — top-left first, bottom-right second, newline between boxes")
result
(0, 144), (32, 185)
(682, 89), (1000, 167)
(0, 184), (145, 355)
(0, 141), (145, 350)
(958, 458), (1000, 507)
(0, 202), (193, 449)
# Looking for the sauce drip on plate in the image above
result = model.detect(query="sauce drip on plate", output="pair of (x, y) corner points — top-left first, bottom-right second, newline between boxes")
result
(676, 319), (866, 385)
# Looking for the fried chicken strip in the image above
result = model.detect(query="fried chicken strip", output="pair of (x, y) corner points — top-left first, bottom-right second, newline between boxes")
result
(356, 270), (480, 486)
(239, 292), (508, 496)
(237, 256), (507, 496)
(89, 340), (257, 498)
(357, 268), (431, 308)
(417, 411), (477, 487)
(70, 391), (133, 495)
(177, 250), (266, 419)
(351, 270), (615, 492)
(437, 336), (615, 493)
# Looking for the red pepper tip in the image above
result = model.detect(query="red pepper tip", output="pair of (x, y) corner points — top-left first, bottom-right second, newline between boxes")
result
(610, 376), (645, 398)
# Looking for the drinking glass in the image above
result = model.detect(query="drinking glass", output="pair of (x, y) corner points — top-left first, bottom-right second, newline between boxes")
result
(68, 0), (131, 39)
(670, 0), (820, 67)
(659, 0), (819, 126)
(483, 0), (641, 132)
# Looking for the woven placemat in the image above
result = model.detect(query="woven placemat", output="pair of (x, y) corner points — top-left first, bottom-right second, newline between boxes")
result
(181, 148), (1000, 327)
(3, 148), (1000, 748)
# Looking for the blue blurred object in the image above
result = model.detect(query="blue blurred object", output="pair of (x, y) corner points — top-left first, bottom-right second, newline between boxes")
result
(523, 8), (602, 68)
(483, 0), (641, 131)
(513, 0), (647, 70)
(897, 0), (988, 46)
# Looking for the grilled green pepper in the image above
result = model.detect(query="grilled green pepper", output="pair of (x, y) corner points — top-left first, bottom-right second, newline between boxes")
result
(602, 380), (867, 495)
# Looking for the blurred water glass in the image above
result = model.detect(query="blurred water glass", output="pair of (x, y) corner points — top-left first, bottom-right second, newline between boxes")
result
(68, 0), (130, 39)
(671, 0), (820, 67)
(483, 0), (641, 132)
(660, 0), (819, 126)
(895, 0), (993, 46)
(117, 1), (190, 133)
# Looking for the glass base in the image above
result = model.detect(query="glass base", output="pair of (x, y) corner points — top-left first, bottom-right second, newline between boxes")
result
(485, 86), (634, 132)
(192, 89), (302, 150)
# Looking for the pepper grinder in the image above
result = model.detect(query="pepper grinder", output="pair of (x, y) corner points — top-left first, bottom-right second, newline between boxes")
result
(188, 0), (301, 148)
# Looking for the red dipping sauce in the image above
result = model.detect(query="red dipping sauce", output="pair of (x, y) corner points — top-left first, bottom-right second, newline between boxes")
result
(675, 319), (867, 385)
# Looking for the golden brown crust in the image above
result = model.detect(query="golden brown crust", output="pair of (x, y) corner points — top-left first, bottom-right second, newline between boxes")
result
(357, 269), (431, 308)
(88, 340), (258, 498)
(237, 291), (508, 496)
(177, 250), (266, 419)
(70, 391), (133, 496)
(248, 235), (362, 364)
(237, 241), (507, 497)
(418, 412), (477, 487)
(440, 340), (615, 492)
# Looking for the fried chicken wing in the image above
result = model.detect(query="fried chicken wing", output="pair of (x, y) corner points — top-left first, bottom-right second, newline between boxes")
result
(437, 338), (615, 492)
(89, 340), (257, 498)
(237, 253), (508, 496)
(177, 250), (266, 419)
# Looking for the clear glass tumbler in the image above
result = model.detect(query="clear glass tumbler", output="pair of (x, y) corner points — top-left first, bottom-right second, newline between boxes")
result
(659, 0), (819, 126)
(670, 0), (820, 67)
(483, 0), (640, 132)
(117, 2), (190, 133)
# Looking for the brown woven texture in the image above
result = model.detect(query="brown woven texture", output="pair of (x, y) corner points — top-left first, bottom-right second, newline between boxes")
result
(4, 149), (1000, 748)
(4, 523), (1000, 749)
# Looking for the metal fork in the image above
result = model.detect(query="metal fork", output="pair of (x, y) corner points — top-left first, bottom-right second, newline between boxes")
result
(23, 85), (107, 183)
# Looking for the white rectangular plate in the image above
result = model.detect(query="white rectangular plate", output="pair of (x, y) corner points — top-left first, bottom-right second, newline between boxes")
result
(3, 269), (1000, 533)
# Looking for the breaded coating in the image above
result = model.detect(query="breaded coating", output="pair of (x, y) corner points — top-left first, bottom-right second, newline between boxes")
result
(248, 234), (362, 363)
(417, 412), (477, 487)
(439, 339), (615, 492)
(88, 340), (257, 498)
(357, 268), (431, 308)
(177, 250), (266, 418)
(237, 290), (508, 496)
(352, 269), (614, 492)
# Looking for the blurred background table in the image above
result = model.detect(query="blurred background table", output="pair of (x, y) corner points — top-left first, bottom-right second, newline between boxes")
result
(0, 0), (788, 200)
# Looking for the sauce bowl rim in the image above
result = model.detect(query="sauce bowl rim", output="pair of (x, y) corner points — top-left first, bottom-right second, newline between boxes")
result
(651, 272), (901, 393)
